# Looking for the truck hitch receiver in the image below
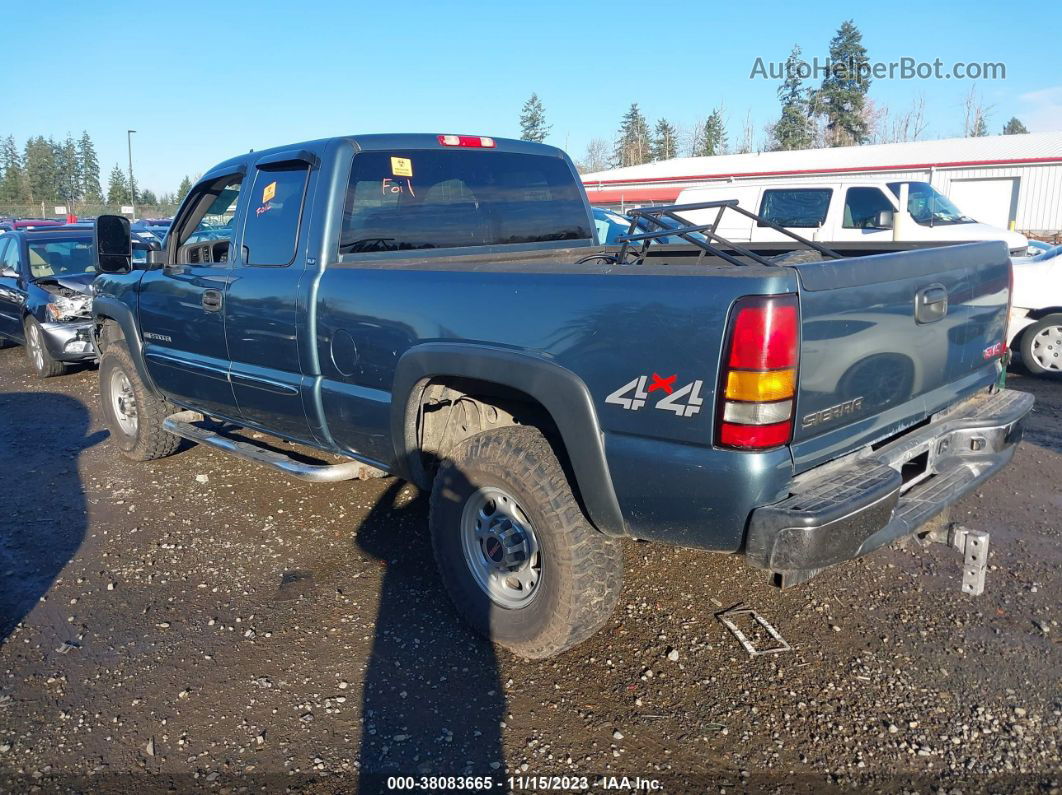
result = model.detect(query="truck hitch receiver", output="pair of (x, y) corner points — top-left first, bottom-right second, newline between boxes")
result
(926, 524), (990, 595)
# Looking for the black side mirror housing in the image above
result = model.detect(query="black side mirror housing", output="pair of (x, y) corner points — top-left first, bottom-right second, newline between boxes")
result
(875, 209), (895, 229)
(95, 215), (133, 273)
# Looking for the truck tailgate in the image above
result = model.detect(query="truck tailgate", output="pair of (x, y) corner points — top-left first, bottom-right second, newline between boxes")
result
(790, 241), (1011, 473)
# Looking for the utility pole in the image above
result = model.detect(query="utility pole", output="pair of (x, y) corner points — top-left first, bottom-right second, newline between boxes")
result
(127, 129), (137, 219)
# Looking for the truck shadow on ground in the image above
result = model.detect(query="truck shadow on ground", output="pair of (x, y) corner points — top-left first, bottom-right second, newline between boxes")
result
(0, 392), (106, 644)
(353, 479), (507, 789)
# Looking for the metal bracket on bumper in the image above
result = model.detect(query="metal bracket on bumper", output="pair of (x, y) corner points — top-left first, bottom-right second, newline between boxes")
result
(926, 524), (990, 595)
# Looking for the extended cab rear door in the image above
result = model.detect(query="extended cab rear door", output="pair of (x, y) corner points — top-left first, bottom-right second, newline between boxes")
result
(223, 152), (317, 441)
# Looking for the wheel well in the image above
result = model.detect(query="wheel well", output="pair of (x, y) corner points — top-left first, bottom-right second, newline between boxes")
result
(410, 377), (567, 485)
(1027, 307), (1062, 322)
(94, 316), (125, 352)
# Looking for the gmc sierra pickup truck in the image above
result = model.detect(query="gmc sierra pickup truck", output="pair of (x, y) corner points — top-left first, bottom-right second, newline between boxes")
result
(89, 133), (1032, 659)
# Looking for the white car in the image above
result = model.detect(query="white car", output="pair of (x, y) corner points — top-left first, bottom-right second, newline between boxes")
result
(1009, 244), (1062, 376)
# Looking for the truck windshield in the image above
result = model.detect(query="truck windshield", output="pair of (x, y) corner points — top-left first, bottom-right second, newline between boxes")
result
(339, 150), (590, 254)
(887, 181), (975, 226)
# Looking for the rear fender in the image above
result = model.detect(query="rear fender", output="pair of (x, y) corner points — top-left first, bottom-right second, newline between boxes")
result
(391, 343), (626, 536)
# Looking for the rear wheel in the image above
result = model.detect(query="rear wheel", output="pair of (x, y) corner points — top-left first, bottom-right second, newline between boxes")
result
(99, 344), (181, 461)
(429, 426), (623, 659)
(23, 317), (66, 378)
(1020, 314), (1062, 377)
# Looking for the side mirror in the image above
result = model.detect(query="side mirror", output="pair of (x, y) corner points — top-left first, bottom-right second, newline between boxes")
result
(95, 215), (133, 273)
(0, 266), (17, 278)
(875, 210), (894, 229)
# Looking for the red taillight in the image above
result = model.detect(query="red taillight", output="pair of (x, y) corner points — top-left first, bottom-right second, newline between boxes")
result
(717, 294), (800, 451)
(437, 134), (496, 148)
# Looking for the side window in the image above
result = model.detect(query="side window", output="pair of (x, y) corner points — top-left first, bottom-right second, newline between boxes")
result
(0, 239), (11, 273)
(843, 187), (895, 229)
(242, 165), (309, 266)
(757, 189), (832, 228)
(173, 175), (244, 263)
(1, 238), (19, 272)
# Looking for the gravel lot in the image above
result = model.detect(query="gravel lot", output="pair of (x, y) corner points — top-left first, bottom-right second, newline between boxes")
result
(0, 345), (1059, 792)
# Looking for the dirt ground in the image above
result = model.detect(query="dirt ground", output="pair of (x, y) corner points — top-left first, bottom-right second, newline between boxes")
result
(0, 345), (1059, 793)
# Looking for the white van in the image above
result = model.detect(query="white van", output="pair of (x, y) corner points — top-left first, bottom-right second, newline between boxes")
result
(673, 181), (1029, 255)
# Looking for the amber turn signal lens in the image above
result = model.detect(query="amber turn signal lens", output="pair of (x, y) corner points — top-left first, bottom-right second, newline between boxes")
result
(724, 368), (796, 402)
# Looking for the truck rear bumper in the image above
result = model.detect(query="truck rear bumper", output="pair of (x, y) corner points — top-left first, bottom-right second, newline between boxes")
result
(745, 388), (1033, 575)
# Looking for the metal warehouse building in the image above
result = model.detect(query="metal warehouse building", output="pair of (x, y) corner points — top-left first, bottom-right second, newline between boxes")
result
(582, 131), (1062, 237)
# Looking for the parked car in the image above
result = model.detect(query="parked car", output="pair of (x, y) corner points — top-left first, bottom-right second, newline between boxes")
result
(0, 218), (64, 233)
(132, 218), (173, 244)
(89, 133), (1030, 658)
(592, 207), (702, 245)
(0, 227), (157, 376)
(1009, 243), (1062, 376)
(672, 181), (1029, 254)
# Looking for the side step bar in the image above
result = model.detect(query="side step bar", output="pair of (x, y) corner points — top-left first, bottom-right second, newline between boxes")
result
(162, 411), (386, 483)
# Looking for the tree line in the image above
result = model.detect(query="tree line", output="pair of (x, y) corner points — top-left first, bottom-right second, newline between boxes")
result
(519, 20), (1031, 173)
(0, 131), (193, 211)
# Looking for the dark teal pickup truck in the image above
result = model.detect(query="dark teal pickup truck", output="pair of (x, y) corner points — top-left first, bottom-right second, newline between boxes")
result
(89, 133), (1032, 658)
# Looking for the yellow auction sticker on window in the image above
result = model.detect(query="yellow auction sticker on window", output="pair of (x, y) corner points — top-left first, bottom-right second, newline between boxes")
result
(262, 181), (276, 203)
(390, 157), (413, 177)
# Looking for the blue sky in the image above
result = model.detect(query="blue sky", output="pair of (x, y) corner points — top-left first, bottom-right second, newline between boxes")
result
(6, 0), (1061, 194)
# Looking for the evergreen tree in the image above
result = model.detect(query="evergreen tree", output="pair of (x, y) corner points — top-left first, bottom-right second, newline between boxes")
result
(971, 116), (988, 137)
(0, 136), (26, 203)
(612, 103), (651, 168)
(814, 20), (871, 146)
(54, 135), (81, 204)
(107, 164), (130, 205)
(24, 136), (58, 202)
(519, 93), (551, 143)
(140, 188), (158, 206)
(177, 175), (193, 203)
(692, 108), (727, 157)
(651, 119), (678, 161)
(770, 45), (815, 151)
(78, 131), (102, 201)
(1002, 117), (1029, 135)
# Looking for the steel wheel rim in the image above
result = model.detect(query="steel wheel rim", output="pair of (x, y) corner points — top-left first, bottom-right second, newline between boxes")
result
(28, 324), (44, 371)
(110, 368), (139, 437)
(460, 486), (542, 609)
(1031, 324), (1062, 371)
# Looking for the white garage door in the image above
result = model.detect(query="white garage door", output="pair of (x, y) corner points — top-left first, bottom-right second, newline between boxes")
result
(948, 178), (1018, 228)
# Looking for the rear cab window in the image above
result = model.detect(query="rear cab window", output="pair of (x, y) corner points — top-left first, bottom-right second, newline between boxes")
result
(757, 188), (832, 228)
(338, 149), (590, 256)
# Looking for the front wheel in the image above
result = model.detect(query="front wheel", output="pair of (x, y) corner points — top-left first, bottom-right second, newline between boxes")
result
(99, 344), (181, 461)
(429, 426), (623, 659)
(1020, 314), (1062, 377)
(23, 317), (66, 378)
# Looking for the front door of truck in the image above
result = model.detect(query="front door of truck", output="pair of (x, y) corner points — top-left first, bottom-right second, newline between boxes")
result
(138, 172), (245, 418)
(223, 155), (315, 442)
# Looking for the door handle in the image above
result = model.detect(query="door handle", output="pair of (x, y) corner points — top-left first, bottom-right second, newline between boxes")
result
(915, 283), (948, 324)
(202, 289), (223, 312)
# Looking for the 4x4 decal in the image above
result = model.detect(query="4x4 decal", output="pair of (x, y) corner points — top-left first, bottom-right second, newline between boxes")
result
(605, 374), (705, 417)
